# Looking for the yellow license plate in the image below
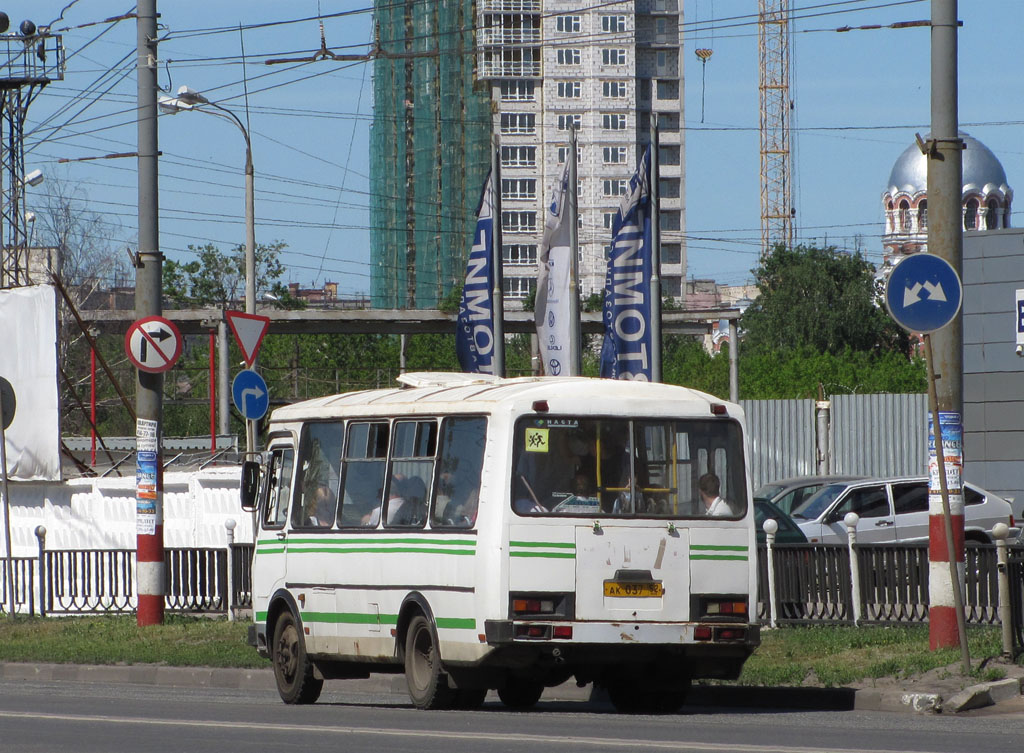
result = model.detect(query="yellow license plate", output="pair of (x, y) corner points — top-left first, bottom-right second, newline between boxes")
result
(603, 581), (664, 598)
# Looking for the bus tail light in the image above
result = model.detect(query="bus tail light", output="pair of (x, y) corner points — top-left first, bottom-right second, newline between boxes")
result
(706, 600), (747, 617)
(694, 626), (712, 641)
(710, 403), (728, 415)
(552, 625), (573, 640)
(513, 598), (556, 615)
(510, 593), (574, 620)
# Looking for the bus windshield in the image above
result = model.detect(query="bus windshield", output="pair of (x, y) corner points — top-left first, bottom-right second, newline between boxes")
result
(511, 416), (747, 519)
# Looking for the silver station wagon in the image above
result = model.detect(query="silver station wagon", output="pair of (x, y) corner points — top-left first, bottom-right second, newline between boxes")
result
(792, 476), (1019, 545)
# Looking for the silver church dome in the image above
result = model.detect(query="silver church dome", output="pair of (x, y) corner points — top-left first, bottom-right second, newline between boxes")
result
(886, 132), (1010, 197)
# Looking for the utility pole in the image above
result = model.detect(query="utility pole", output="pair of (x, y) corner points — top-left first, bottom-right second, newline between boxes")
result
(926, 0), (965, 655)
(135, 0), (165, 626)
(758, 0), (794, 256)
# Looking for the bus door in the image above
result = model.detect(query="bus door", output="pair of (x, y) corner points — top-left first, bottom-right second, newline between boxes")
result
(254, 444), (294, 603)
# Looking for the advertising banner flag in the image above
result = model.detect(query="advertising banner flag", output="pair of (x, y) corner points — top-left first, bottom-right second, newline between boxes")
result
(535, 161), (573, 376)
(456, 171), (496, 373)
(600, 147), (653, 380)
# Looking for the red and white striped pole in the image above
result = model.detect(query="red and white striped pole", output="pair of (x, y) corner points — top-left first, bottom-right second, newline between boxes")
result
(924, 334), (968, 666)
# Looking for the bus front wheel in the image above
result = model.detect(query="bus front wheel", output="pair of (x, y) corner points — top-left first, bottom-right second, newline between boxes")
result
(271, 611), (323, 704)
(404, 614), (455, 710)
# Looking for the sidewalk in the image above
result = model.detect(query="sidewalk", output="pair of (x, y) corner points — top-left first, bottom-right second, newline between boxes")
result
(2, 662), (1021, 714)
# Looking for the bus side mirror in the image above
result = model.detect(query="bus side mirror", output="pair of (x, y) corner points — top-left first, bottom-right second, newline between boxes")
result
(240, 460), (260, 512)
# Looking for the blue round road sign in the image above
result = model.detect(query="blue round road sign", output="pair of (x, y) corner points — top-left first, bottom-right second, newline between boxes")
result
(232, 369), (270, 421)
(884, 253), (963, 334)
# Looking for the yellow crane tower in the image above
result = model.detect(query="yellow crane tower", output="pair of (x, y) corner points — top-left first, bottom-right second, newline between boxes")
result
(758, 0), (793, 256)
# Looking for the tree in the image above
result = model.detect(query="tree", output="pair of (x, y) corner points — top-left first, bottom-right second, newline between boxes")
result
(740, 244), (910, 357)
(163, 241), (291, 307)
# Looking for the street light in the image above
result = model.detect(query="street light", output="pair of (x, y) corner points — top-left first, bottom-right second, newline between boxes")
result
(160, 85), (257, 456)
(159, 85), (255, 317)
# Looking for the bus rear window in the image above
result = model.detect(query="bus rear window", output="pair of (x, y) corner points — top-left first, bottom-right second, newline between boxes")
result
(511, 417), (746, 519)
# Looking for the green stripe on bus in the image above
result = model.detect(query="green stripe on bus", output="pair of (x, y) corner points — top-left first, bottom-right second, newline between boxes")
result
(284, 546), (476, 556)
(691, 544), (747, 552)
(284, 537), (475, 547)
(509, 540), (575, 549)
(691, 554), (749, 561)
(299, 612), (475, 631)
(510, 551), (576, 559)
(255, 547), (285, 555)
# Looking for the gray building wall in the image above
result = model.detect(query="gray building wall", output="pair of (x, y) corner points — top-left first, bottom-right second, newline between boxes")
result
(963, 228), (1024, 516)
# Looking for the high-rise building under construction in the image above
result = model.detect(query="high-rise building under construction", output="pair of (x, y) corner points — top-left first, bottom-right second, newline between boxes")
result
(370, 0), (685, 309)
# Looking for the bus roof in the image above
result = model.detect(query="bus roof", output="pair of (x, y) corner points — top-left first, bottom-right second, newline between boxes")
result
(267, 372), (742, 424)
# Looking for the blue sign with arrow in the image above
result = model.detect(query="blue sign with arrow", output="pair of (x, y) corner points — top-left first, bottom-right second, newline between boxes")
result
(884, 253), (963, 334)
(232, 369), (269, 421)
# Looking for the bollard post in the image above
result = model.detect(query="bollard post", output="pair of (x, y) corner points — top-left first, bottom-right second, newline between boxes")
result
(844, 512), (861, 626)
(992, 523), (1013, 659)
(34, 525), (46, 618)
(224, 519), (236, 622)
(763, 518), (779, 628)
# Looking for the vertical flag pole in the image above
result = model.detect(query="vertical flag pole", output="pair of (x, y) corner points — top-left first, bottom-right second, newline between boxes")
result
(490, 134), (506, 377)
(649, 116), (662, 383)
(567, 125), (581, 375)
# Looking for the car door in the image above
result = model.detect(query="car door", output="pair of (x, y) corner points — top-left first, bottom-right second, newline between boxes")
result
(820, 483), (897, 543)
(891, 481), (930, 542)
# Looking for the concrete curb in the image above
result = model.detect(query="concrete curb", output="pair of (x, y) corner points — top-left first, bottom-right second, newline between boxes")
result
(1, 663), (1019, 713)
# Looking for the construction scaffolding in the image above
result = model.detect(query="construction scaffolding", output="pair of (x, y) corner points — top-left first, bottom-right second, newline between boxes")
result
(1, 29), (64, 288)
(370, 0), (491, 309)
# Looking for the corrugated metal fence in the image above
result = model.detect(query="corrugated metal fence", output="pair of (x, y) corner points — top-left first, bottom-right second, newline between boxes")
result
(742, 393), (928, 489)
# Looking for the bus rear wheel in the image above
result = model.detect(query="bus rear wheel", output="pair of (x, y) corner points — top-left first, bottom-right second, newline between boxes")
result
(607, 681), (688, 714)
(404, 614), (455, 710)
(271, 611), (323, 704)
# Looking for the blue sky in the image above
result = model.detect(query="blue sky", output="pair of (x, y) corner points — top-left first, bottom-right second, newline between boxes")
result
(12, 1), (1022, 296)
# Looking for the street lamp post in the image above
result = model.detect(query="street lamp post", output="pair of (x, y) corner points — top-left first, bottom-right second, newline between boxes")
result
(160, 86), (257, 454)
(160, 86), (255, 316)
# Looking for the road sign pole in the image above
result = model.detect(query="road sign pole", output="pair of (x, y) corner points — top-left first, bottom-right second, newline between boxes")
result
(924, 334), (970, 673)
(927, 0), (965, 655)
(135, 0), (164, 627)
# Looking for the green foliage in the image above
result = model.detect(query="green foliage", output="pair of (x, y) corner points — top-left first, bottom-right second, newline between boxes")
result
(741, 244), (910, 357)
(163, 241), (289, 308)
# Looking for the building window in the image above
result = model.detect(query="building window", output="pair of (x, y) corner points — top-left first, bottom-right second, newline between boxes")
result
(557, 48), (582, 65)
(500, 112), (536, 135)
(603, 80), (627, 98)
(602, 113), (626, 130)
(503, 277), (534, 299)
(602, 48), (627, 65)
(503, 244), (537, 265)
(557, 113), (582, 131)
(899, 199), (911, 232)
(656, 80), (679, 100)
(918, 200), (928, 231)
(986, 199), (1000, 230)
(602, 15), (626, 33)
(603, 146), (628, 164)
(503, 211), (537, 234)
(557, 81), (581, 98)
(501, 145), (536, 168)
(964, 198), (979, 230)
(603, 179), (627, 197)
(502, 178), (537, 201)
(555, 15), (581, 33)
(603, 212), (617, 229)
(500, 81), (535, 102)
(556, 145), (582, 164)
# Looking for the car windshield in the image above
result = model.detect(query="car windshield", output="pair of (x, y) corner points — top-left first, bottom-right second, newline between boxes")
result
(792, 483), (847, 520)
(753, 483), (785, 501)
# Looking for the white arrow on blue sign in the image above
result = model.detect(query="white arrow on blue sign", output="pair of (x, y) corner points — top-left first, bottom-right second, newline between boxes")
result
(232, 369), (270, 421)
(884, 253), (963, 334)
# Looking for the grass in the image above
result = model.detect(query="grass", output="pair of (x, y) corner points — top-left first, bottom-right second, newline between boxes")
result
(0, 616), (1014, 687)
(735, 625), (1007, 687)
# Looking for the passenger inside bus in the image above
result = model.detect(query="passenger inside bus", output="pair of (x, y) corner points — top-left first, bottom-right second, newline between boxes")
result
(386, 475), (427, 526)
(699, 472), (732, 517)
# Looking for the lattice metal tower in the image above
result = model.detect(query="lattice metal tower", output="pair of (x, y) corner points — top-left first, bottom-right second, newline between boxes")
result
(0, 21), (64, 288)
(758, 0), (793, 255)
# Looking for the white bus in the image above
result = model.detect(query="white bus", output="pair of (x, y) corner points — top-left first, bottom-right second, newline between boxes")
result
(241, 372), (759, 713)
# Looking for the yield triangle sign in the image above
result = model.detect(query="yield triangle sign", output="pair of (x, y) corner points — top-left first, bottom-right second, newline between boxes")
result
(225, 310), (270, 366)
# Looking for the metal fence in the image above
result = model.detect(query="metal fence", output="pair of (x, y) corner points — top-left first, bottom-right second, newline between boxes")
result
(1, 543), (254, 617)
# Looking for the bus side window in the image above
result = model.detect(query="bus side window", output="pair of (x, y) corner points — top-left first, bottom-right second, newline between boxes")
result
(293, 423), (344, 529)
(339, 421), (390, 528)
(432, 417), (486, 528)
(263, 448), (294, 529)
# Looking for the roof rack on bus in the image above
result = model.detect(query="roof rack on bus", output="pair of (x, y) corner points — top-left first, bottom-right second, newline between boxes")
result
(396, 371), (501, 389)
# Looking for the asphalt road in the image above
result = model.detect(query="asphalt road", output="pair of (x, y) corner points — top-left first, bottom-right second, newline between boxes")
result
(3, 678), (1024, 753)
